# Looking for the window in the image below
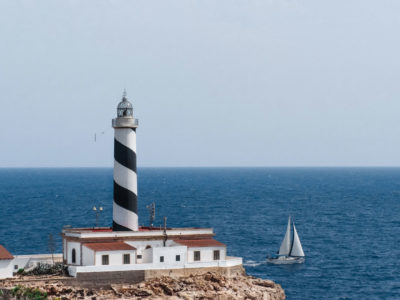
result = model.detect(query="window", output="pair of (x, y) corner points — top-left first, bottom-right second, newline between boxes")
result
(194, 251), (201, 261)
(72, 249), (76, 264)
(160, 256), (164, 263)
(102, 255), (109, 265)
(14, 265), (18, 270)
(176, 255), (180, 262)
(213, 250), (220, 260)
(137, 255), (142, 259)
(123, 254), (130, 264)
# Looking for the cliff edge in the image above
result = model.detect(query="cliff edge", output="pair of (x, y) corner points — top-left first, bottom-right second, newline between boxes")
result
(1, 271), (285, 299)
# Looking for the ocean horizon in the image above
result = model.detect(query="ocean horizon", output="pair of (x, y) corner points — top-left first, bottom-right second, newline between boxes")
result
(1, 167), (399, 299)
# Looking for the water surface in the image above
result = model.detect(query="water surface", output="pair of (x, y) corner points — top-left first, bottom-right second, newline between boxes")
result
(0, 168), (399, 299)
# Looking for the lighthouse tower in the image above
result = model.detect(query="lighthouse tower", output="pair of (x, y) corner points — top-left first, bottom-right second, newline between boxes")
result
(112, 91), (139, 231)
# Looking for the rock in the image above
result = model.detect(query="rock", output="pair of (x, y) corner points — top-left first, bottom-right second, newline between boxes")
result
(0, 272), (285, 300)
(204, 273), (212, 281)
(177, 291), (194, 300)
(134, 289), (153, 297)
(48, 286), (57, 295)
(210, 274), (221, 283)
(254, 279), (275, 288)
(160, 282), (174, 295)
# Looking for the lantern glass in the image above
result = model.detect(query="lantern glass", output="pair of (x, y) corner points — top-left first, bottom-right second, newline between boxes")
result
(117, 97), (133, 117)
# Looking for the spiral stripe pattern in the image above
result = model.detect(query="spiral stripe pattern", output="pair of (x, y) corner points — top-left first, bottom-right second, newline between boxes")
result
(113, 128), (138, 231)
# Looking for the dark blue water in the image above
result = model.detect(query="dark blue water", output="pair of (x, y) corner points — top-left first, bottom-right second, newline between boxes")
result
(1, 168), (399, 299)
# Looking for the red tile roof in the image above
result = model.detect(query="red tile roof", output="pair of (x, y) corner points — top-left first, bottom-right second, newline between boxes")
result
(91, 228), (113, 232)
(83, 242), (136, 252)
(174, 239), (226, 248)
(0, 245), (14, 260)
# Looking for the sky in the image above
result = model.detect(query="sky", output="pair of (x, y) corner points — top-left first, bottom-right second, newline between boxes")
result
(0, 0), (399, 167)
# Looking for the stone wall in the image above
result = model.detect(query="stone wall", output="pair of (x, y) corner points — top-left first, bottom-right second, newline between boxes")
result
(63, 270), (145, 288)
(64, 265), (244, 289)
(144, 264), (245, 280)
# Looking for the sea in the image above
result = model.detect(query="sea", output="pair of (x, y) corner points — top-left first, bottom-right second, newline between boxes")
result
(0, 168), (399, 299)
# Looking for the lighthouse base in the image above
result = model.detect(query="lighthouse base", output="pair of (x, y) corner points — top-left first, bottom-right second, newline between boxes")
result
(61, 226), (242, 285)
(65, 263), (243, 288)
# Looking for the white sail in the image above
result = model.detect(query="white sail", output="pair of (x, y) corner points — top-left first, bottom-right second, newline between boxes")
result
(290, 223), (305, 257)
(278, 216), (291, 256)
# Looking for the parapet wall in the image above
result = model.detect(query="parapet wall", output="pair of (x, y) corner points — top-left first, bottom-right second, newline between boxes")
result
(63, 265), (244, 289)
(67, 270), (145, 288)
(144, 264), (245, 280)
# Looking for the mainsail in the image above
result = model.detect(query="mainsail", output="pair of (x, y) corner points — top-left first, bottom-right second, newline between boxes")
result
(278, 216), (292, 256)
(289, 223), (305, 257)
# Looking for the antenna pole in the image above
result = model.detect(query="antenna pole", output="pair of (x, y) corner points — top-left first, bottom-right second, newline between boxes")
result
(163, 216), (167, 247)
(146, 202), (156, 228)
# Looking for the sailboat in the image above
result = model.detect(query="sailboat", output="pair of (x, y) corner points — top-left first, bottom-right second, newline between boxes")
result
(267, 216), (305, 264)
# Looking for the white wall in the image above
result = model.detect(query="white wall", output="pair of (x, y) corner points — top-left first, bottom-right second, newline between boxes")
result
(66, 241), (81, 265)
(187, 247), (226, 263)
(152, 246), (187, 268)
(94, 250), (136, 266)
(125, 241), (187, 266)
(12, 256), (29, 272)
(81, 246), (95, 266)
(142, 247), (153, 264)
(63, 239), (67, 260)
(63, 238), (226, 267)
(126, 239), (177, 264)
(126, 239), (175, 255)
(68, 256), (243, 277)
(0, 260), (13, 279)
(12, 254), (63, 271)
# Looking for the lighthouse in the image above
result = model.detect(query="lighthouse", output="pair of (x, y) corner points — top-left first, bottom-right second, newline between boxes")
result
(112, 91), (139, 231)
(60, 91), (242, 280)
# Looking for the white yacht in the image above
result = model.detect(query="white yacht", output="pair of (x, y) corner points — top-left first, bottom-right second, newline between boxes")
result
(267, 216), (305, 264)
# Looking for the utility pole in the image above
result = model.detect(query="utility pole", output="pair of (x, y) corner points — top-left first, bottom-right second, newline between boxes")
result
(146, 202), (156, 228)
(93, 206), (103, 227)
(163, 217), (168, 247)
(48, 233), (56, 264)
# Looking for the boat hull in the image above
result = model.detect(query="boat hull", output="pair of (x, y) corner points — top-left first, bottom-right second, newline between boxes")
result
(267, 256), (305, 265)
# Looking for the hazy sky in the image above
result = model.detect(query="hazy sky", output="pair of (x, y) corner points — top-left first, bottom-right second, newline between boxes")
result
(1, 0), (399, 167)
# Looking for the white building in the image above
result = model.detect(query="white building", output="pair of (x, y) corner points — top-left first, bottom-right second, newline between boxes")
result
(81, 242), (137, 266)
(62, 227), (241, 278)
(0, 244), (63, 279)
(12, 254), (63, 272)
(0, 245), (14, 279)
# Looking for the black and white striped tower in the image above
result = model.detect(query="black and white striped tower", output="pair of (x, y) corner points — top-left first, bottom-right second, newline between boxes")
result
(112, 91), (139, 231)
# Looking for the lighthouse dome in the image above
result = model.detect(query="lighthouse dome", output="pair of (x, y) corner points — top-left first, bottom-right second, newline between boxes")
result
(117, 93), (133, 118)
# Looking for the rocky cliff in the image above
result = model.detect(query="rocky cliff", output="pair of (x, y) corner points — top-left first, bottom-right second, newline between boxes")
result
(1, 271), (285, 299)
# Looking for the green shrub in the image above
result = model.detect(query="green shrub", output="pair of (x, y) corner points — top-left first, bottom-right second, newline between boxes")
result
(11, 285), (22, 296)
(11, 285), (48, 300)
(23, 287), (47, 299)
(26, 263), (67, 276)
